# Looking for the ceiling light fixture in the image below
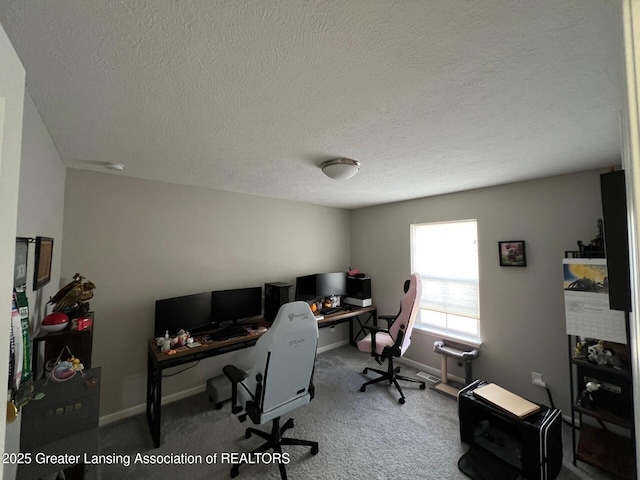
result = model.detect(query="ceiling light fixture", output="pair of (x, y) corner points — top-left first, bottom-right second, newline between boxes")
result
(321, 158), (360, 180)
(104, 162), (125, 171)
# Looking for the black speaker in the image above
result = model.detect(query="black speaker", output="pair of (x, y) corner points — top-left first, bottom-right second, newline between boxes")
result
(600, 170), (632, 312)
(264, 282), (293, 322)
(347, 276), (371, 299)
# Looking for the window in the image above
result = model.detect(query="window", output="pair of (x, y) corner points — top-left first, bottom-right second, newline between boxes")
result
(410, 220), (480, 343)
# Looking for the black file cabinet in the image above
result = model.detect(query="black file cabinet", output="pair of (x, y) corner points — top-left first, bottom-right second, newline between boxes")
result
(17, 367), (101, 480)
(458, 380), (562, 480)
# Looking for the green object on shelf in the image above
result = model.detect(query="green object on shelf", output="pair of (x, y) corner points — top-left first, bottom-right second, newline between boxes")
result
(13, 287), (31, 383)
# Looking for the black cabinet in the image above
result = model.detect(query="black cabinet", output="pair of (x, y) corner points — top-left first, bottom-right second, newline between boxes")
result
(600, 170), (632, 312)
(22, 314), (97, 479)
(458, 380), (563, 480)
(17, 367), (101, 480)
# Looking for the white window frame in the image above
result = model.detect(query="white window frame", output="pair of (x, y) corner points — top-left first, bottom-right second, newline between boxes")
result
(410, 220), (481, 345)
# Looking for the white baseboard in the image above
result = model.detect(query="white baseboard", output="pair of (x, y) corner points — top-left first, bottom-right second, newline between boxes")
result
(317, 339), (350, 354)
(99, 384), (206, 427)
(397, 356), (465, 385)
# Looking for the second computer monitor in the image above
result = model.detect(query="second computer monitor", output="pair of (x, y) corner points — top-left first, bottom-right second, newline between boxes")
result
(211, 286), (262, 325)
(295, 274), (317, 301)
(295, 272), (347, 300)
(316, 272), (347, 297)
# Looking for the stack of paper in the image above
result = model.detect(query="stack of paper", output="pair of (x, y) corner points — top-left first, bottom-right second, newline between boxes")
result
(473, 383), (540, 418)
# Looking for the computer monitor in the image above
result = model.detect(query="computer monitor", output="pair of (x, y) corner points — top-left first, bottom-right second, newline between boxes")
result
(295, 274), (318, 301)
(295, 272), (347, 300)
(211, 286), (262, 326)
(154, 291), (212, 337)
(315, 272), (347, 297)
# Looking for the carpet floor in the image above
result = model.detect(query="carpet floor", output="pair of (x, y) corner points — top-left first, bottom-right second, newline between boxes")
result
(84, 345), (620, 479)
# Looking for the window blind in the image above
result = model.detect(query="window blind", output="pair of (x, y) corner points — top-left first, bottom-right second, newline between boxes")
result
(411, 220), (479, 318)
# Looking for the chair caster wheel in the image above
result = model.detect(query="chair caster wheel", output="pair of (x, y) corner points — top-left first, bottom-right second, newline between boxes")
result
(420, 383), (426, 390)
(362, 368), (368, 374)
(360, 386), (366, 392)
(394, 367), (401, 373)
(231, 466), (239, 478)
(245, 430), (252, 439)
(399, 397), (405, 404)
(311, 445), (319, 455)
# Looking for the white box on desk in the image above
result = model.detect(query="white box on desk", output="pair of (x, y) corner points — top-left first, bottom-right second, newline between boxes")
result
(343, 297), (372, 307)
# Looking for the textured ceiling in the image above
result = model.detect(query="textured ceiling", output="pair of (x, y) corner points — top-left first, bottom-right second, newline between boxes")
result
(0, 0), (625, 209)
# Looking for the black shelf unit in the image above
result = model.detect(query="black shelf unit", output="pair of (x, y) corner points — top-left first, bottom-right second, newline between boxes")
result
(567, 332), (635, 479)
(565, 169), (636, 479)
(31, 312), (94, 379)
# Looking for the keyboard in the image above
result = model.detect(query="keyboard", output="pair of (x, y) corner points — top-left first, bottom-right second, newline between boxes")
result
(321, 306), (348, 315)
(210, 325), (248, 342)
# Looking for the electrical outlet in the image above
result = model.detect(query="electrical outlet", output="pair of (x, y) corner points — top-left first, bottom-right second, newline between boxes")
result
(531, 371), (547, 387)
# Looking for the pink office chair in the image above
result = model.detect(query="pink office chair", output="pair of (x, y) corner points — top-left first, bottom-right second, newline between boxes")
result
(357, 273), (425, 404)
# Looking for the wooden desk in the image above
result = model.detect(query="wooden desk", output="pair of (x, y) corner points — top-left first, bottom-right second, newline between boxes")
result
(316, 304), (377, 344)
(146, 305), (376, 447)
(146, 327), (266, 448)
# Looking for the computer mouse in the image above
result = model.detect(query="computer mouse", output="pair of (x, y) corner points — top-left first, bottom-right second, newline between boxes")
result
(250, 325), (260, 330)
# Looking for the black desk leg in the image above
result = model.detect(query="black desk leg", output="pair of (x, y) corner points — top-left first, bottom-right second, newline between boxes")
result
(349, 319), (354, 346)
(146, 353), (162, 448)
(350, 311), (377, 345)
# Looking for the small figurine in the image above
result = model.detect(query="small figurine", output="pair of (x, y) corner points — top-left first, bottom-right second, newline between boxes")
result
(587, 340), (606, 365)
(577, 381), (600, 410)
(574, 338), (587, 359)
(68, 355), (84, 373)
(173, 329), (189, 347)
(48, 273), (96, 314)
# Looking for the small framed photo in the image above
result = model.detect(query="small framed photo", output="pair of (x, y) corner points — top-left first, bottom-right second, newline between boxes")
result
(499, 240), (527, 267)
(14, 237), (30, 288)
(33, 236), (54, 290)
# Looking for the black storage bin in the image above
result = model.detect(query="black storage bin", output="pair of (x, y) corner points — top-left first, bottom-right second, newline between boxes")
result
(458, 380), (563, 480)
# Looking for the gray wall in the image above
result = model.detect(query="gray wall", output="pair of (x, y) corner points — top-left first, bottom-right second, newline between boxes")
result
(0, 22), (26, 480)
(350, 169), (607, 413)
(61, 169), (351, 420)
(4, 92), (67, 479)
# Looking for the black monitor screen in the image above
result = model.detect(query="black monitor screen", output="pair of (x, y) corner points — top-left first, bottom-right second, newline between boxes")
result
(316, 272), (347, 297)
(154, 291), (212, 337)
(295, 274), (317, 301)
(211, 287), (262, 324)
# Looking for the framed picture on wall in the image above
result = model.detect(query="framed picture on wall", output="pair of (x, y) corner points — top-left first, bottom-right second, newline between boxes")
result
(14, 237), (30, 288)
(499, 240), (527, 267)
(33, 236), (54, 290)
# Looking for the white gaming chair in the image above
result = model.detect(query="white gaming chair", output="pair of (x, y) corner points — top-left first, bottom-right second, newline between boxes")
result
(223, 301), (319, 479)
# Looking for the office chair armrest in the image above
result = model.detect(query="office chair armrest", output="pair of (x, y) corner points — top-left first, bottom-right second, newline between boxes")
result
(223, 365), (249, 415)
(223, 365), (248, 383)
(361, 324), (388, 361)
(362, 324), (388, 334)
(378, 315), (396, 326)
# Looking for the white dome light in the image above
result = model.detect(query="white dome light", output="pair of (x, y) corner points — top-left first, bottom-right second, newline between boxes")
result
(104, 162), (125, 171)
(320, 158), (360, 180)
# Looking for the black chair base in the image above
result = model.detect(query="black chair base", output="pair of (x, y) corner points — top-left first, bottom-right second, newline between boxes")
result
(360, 358), (426, 404)
(230, 416), (318, 480)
